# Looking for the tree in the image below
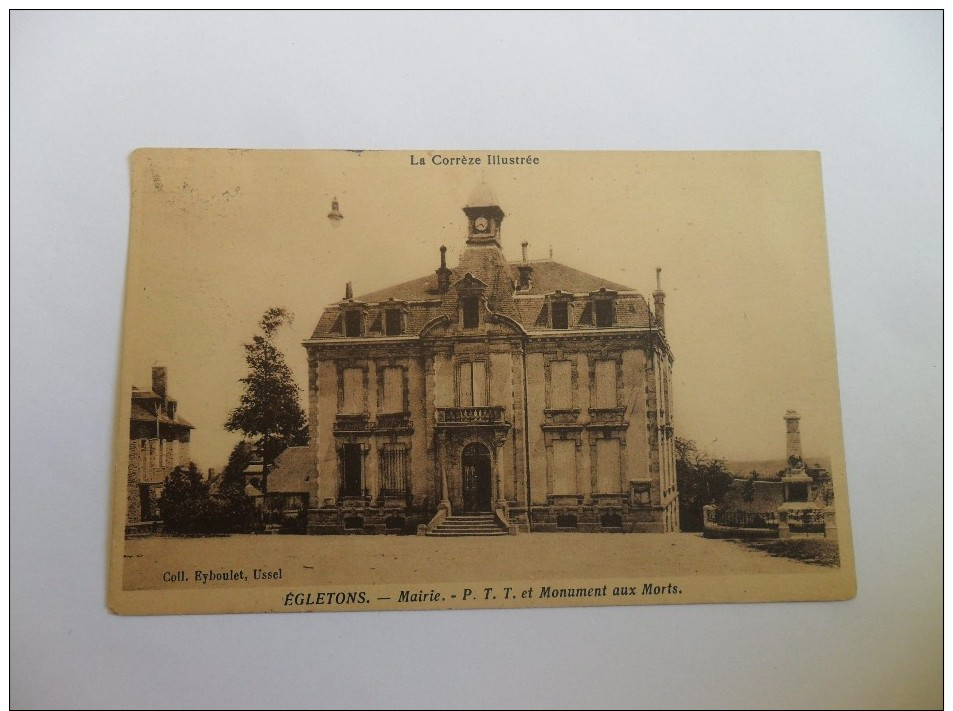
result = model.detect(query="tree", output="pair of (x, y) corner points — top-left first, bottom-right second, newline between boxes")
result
(210, 440), (257, 533)
(159, 463), (210, 534)
(675, 437), (733, 532)
(741, 476), (757, 506)
(225, 308), (308, 497)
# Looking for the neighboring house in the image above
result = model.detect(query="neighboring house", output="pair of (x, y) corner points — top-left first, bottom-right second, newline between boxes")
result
(126, 367), (194, 535)
(241, 447), (313, 532)
(303, 186), (677, 535)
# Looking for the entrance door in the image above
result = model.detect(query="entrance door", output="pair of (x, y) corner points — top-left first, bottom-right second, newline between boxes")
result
(462, 443), (492, 511)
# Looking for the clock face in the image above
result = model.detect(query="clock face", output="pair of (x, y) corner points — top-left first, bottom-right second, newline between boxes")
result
(474, 216), (488, 232)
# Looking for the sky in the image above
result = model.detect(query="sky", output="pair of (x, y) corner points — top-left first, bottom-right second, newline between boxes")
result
(120, 149), (843, 471)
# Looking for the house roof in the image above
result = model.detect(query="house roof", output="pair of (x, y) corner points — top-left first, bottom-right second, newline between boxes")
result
(351, 259), (633, 304)
(310, 246), (653, 339)
(510, 260), (632, 295)
(130, 402), (194, 428)
(266, 446), (314, 494)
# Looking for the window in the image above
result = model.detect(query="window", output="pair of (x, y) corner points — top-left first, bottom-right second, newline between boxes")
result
(552, 440), (576, 495)
(596, 438), (622, 493)
(458, 361), (487, 407)
(342, 368), (364, 414)
(384, 308), (402, 336)
(551, 300), (569, 329)
(461, 296), (480, 329)
(594, 299), (614, 327)
(550, 360), (572, 409)
(341, 443), (363, 497)
(344, 310), (363, 337)
(379, 444), (409, 498)
(593, 360), (617, 408)
(381, 367), (404, 413)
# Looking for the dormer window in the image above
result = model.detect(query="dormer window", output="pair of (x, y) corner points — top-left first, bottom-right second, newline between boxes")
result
(590, 289), (617, 327)
(384, 308), (403, 336)
(453, 272), (488, 331)
(546, 291), (573, 330)
(461, 296), (480, 329)
(343, 309), (364, 337)
(516, 265), (533, 291)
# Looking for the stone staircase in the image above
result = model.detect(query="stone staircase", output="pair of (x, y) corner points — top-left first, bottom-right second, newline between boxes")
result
(426, 512), (508, 537)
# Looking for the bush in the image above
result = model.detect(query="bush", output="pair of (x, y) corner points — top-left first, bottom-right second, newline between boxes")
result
(159, 463), (210, 534)
(676, 438), (733, 532)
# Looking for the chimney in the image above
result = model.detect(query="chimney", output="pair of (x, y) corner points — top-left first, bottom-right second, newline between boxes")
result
(436, 245), (451, 293)
(516, 264), (533, 291)
(653, 267), (666, 331)
(345, 281), (353, 300)
(152, 366), (167, 400)
(521, 241), (528, 261)
(784, 410), (802, 464)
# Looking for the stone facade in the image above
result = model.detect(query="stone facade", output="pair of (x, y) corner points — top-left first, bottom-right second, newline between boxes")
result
(303, 189), (677, 534)
(126, 367), (193, 536)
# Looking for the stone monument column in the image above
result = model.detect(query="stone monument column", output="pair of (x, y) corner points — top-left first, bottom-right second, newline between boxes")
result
(784, 409), (802, 463)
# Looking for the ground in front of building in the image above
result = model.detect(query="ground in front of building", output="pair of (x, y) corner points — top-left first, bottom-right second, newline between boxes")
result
(122, 532), (831, 591)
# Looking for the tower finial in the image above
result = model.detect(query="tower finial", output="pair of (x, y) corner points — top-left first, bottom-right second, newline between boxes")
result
(653, 267), (666, 331)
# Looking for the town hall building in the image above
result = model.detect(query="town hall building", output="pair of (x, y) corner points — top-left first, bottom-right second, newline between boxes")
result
(303, 187), (678, 535)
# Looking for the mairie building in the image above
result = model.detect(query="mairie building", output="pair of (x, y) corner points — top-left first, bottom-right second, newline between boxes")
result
(303, 187), (677, 535)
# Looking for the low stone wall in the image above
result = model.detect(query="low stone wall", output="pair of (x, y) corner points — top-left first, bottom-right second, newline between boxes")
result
(307, 504), (427, 535)
(702, 504), (833, 540)
(125, 521), (164, 538)
(306, 501), (669, 535)
(529, 503), (665, 533)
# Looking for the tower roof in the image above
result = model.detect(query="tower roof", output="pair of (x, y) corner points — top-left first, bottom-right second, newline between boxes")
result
(466, 182), (498, 208)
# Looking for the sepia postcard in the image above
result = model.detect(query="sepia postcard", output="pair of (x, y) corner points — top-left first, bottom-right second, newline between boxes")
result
(109, 149), (856, 615)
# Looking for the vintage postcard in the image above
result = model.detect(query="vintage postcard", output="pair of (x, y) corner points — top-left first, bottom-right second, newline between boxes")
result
(109, 149), (856, 615)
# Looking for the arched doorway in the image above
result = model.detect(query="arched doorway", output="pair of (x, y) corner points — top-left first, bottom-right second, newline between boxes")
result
(461, 442), (492, 512)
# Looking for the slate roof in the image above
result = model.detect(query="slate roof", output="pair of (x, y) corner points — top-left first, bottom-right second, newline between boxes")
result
(353, 259), (634, 304)
(510, 260), (632, 296)
(310, 244), (654, 339)
(130, 392), (194, 428)
(266, 446), (313, 493)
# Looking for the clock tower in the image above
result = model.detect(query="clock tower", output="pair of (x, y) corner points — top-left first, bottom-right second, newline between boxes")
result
(463, 183), (505, 248)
